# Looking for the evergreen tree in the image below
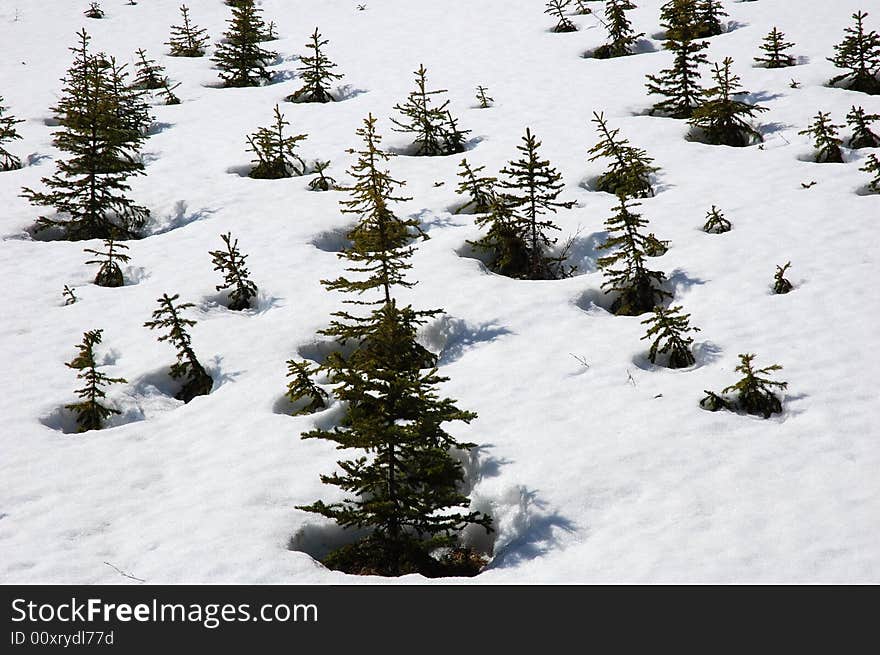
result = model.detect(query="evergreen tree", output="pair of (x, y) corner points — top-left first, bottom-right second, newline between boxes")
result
(702, 353), (787, 418)
(846, 105), (880, 148)
(440, 109), (470, 155)
(828, 11), (880, 94)
(391, 65), (469, 156)
(587, 111), (657, 197)
(167, 4), (209, 57)
(297, 115), (492, 577)
(21, 30), (151, 240)
(212, 0), (277, 87)
(574, 0), (596, 15)
(798, 111), (844, 163)
(593, 0), (643, 59)
(84, 238), (130, 287)
(644, 232), (670, 257)
(773, 261), (793, 294)
(285, 360), (328, 415)
(645, 37), (708, 118)
(702, 205), (731, 233)
(545, 0), (577, 33)
(65, 329), (126, 432)
(475, 85), (494, 108)
(247, 104), (308, 178)
(861, 153), (880, 193)
(0, 96), (23, 171)
(454, 158), (497, 214)
(85, 2), (104, 19)
(63, 285), (78, 305)
(144, 293), (213, 403)
(209, 232), (258, 310)
(498, 128), (574, 280)
(159, 78), (182, 106)
(661, 0), (725, 41)
(640, 305), (699, 368)
(754, 27), (797, 68)
(696, 0), (727, 38)
(133, 49), (166, 91)
(597, 195), (671, 315)
(688, 57), (768, 146)
(287, 28), (343, 103)
(468, 195), (532, 278)
(308, 160), (337, 191)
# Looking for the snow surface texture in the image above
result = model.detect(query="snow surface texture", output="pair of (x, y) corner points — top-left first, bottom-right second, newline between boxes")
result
(0, 0), (878, 584)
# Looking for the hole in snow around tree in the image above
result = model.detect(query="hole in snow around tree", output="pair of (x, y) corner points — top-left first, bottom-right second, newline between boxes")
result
(146, 200), (216, 236)
(418, 315), (512, 365)
(309, 226), (354, 252)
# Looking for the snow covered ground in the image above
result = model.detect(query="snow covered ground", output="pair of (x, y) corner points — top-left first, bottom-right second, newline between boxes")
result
(0, 0), (877, 583)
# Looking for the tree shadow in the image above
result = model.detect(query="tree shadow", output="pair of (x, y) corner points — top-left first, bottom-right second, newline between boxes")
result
(419, 315), (512, 365)
(147, 200), (216, 235)
(563, 230), (608, 274)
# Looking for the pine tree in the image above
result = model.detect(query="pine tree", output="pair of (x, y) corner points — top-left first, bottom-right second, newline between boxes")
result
(862, 153), (880, 193)
(84, 238), (130, 287)
(773, 261), (793, 294)
(593, 0), (643, 59)
(285, 360), (328, 415)
(799, 111), (844, 163)
(287, 28), (343, 103)
(597, 195), (672, 315)
(65, 329), (126, 432)
(133, 49), (166, 91)
(454, 158), (497, 214)
(546, 0), (577, 33)
(754, 27), (797, 68)
(574, 0), (596, 15)
(85, 2), (104, 19)
(391, 65), (468, 156)
(696, 0), (727, 38)
(702, 205), (731, 233)
(144, 293), (213, 403)
(297, 115), (492, 577)
(828, 11), (880, 94)
(308, 160), (337, 191)
(0, 96), (23, 171)
(209, 232), (258, 310)
(660, 0), (698, 42)
(475, 85), (494, 108)
(212, 0), (277, 88)
(688, 57), (768, 146)
(846, 105), (880, 149)
(63, 285), (78, 305)
(645, 37), (708, 118)
(159, 78), (182, 106)
(498, 128), (574, 280)
(247, 104), (308, 178)
(167, 4), (209, 57)
(644, 232), (670, 257)
(440, 110), (470, 155)
(587, 111), (657, 198)
(468, 195), (532, 278)
(640, 305), (699, 368)
(705, 353), (787, 418)
(21, 30), (151, 240)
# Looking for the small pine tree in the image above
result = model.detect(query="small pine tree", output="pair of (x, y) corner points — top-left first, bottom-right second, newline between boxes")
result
(247, 104), (308, 178)
(498, 128), (574, 280)
(144, 293), (212, 403)
(645, 37), (708, 118)
(574, 0), (596, 15)
(441, 109), (470, 155)
(21, 30), (151, 240)
(546, 0), (577, 33)
(689, 57), (768, 146)
(454, 158), (497, 214)
(308, 160), (337, 191)
(846, 105), (880, 149)
(828, 11), (880, 94)
(85, 2), (104, 19)
(468, 195), (532, 278)
(754, 27), (797, 68)
(167, 4), (209, 57)
(597, 195), (672, 316)
(660, 0), (697, 42)
(391, 65), (468, 156)
(587, 111), (657, 198)
(63, 285), (78, 305)
(696, 0), (727, 38)
(159, 78), (182, 106)
(287, 28), (343, 103)
(209, 232), (258, 310)
(644, 232), (670, 257)
(799, 111), (844, 163)
(861, 153), (880, 193)
(773, 261), (793, 294)
(593, 0), (644, 59)
(702, 205), (731, 233)
(285, 360), (328, 415)
(0, 96), (24, 171)
(640, 305), (699, 368)
(84, 238), (130, 287)
(133, 49), (167, 91)
(709, 353), (787, 418)
(475, 85), (494, 108)
(65, 329), (126, 432)
(212, 0), (277, 87)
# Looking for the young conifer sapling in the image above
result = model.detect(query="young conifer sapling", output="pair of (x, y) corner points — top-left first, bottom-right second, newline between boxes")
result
(65, 329), (126, 432)
(247, 105), (308, 178)
(828, 11), (880, 94)
(209, 232), (258, 310)
(454, 158), (497, 214)
(546, 0), (577, 33)
(213, 0), (277, 87)
(391, 65), (469, 156)
(773, 262), (793, 294)
(84, 238), (130, 287)
(640, 305), (700, 368)
(846, 106), (880, 149)
(285, 360), (328, 415)
(861, 153), (880, 193)
(645, 36), (708, 118)
(475, 85), (494, 108)
(703, 205), (731, 233)
(701, 353), (787, 418)
(0, 97), (23, 171)
(588, 111), (657, 198)
(799, 112), (844, 163)
(754, 27), (797, 68)
(167, 5), (209, 57)
(287, 28), (343, 103)
(308, 160), (337, 191)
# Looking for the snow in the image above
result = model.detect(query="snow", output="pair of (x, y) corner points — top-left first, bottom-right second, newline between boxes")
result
(0, 0), (878, 584)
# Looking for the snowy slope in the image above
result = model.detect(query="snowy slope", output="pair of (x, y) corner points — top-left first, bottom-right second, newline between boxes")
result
(0, 0), (877, 583)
